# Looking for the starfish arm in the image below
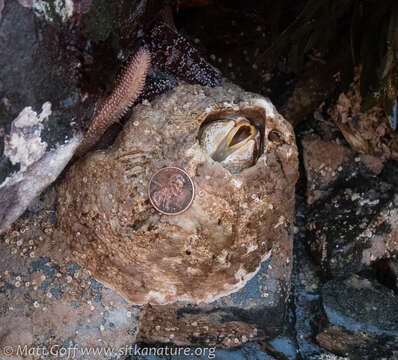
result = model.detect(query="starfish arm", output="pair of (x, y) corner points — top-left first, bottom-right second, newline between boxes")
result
(79, 47), (151, 154)
(134, 71), (177, 105)
(145, 23), (221, 87)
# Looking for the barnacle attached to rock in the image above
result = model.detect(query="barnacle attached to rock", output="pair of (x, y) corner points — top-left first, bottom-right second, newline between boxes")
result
(57, 81), (298, 305)
(199, 115), (261, 174)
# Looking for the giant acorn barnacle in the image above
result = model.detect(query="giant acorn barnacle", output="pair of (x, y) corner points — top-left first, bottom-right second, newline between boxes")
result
(199, 115), (261, 174)
(57, 82), (298, 305)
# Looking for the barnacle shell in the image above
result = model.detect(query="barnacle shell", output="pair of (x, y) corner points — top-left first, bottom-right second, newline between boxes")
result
(57, 82), (298, 305)
(199, 115), (261, 174)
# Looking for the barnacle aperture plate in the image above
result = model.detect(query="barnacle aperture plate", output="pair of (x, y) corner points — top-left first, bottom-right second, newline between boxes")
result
(57, 82), (298, 305)
(199, 115), (261, 174)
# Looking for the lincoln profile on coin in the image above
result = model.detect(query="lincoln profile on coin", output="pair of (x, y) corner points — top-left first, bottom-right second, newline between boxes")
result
(149, 167), (194, 215)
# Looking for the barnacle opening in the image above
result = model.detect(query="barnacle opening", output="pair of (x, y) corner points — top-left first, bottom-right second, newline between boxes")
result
(230, 124), (252, 146)
(198, 109), (265, 174)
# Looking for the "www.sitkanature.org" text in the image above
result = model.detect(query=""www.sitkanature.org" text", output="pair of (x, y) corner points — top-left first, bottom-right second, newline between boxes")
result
(1, 344), (217, 358)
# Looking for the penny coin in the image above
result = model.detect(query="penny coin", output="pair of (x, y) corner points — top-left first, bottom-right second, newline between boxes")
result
(148, 167), (195, 215)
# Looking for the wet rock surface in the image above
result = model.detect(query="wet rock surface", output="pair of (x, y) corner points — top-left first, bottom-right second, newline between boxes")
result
(0, 0), (92, 233)
(316, 275), (398, 359)
(302, 137), (384, 204)
(0, 189), (142, 360)
(306, 177), (397, 278)
(321, 275), (398, 337)
(295, 113), (398, 359)
(1, 1), (398, 359)
(137, 256), (290, 348)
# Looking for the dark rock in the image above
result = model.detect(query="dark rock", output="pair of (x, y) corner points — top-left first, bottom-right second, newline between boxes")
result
(0, 0), (4, 22)
(306, 175), (397, 278)
(322, 275), (398, 337)
(316, 275), (398, 359)
(0, 0), (86, 142)
(317, 325), (398, 360)
(281, 61), (337, 126)
(0, 0), (91, 233)
(137, 255), (292, 348)
(302, 137), (384, 205)
(380, 159), (398, 189)
(291, 195), (340, 359)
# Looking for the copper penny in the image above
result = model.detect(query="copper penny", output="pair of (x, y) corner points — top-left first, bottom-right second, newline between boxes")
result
(148, 167), (195, 215)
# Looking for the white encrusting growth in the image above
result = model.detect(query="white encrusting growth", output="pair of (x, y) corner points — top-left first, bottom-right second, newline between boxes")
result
(4, 102), (52, 170)
(1, 102), (83, 233)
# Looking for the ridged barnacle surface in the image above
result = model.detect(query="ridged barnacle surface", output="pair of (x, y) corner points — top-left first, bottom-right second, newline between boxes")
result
(57, 81), (298, 305)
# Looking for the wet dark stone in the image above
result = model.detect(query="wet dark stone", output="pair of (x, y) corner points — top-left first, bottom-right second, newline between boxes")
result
(322, 275), (398, 337)
(174, 258), (290, 341)
(0, 181), (20, 225)
(0, 157), (19, 185)
(49, 284), (63, 299)
(291, 195), (339, 359)
(0, 0), (87, 150)
(306, 176), (395, 279)
(66, 261), (81, 275)
(89, 278), (104, 292)
(0, 236), (140, 358)
(380, 159), (398, 188)
(30, 257), (51, 272)
(316, 275), (398, 359)
(0, 0), (93, 235)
